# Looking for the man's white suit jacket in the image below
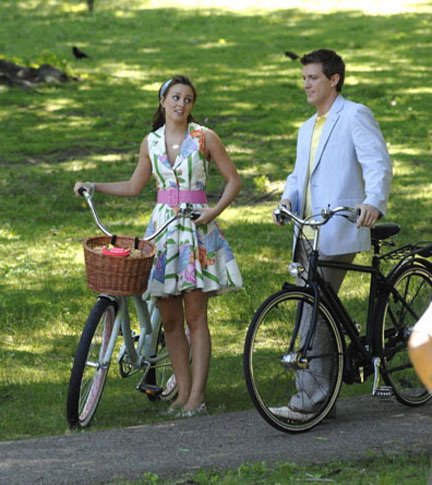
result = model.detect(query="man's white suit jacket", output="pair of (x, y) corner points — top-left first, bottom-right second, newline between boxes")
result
(282, 95), (393, 256)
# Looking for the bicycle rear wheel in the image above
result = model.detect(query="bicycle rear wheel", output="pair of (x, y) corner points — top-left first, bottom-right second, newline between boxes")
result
(133, 303), (177, 402)
(144, 325), (178, 402)
(244, 288), (344, 433)
(375, 261), (432, 406)
(67, 297), (117, 428)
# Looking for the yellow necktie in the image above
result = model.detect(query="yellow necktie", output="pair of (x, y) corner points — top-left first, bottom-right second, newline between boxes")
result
(303, 115), (327, 238)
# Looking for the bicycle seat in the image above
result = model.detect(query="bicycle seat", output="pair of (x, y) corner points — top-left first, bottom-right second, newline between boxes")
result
(371, 222), (400, 242)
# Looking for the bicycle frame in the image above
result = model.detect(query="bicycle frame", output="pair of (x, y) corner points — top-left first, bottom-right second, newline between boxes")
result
(316, 257), (383, 353)
(91, 295), (155, 371)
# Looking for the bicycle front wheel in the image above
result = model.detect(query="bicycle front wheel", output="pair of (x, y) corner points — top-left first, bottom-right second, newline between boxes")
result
(244, 288), (344, 433)
(67, 297), (117, 428)
(375, 261), (432, 406)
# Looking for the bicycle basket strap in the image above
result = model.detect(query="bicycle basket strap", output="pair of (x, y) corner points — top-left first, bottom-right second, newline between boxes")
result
(110, 234), (118, 246)
(134, 237), (139, 250)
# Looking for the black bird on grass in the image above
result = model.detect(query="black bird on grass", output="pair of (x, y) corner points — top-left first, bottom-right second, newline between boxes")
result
(72, 46), (91, 60)
(284, 51), (300, 60)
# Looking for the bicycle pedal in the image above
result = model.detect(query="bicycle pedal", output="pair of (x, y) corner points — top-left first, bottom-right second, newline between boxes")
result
(375, 386), (394, 402)
(136, 383), (163, 396)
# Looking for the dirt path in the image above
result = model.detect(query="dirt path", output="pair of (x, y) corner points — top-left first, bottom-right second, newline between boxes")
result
(1, 396), (431, 484)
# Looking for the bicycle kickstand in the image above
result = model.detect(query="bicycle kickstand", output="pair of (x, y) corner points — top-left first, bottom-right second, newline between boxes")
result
(371, 357), (394, 402)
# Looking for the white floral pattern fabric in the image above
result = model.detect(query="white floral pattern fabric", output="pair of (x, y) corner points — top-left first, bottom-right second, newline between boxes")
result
(144, 122), (242, 297)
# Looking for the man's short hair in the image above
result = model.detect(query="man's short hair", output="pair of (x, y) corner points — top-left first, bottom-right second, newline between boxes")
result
(301, 49), (345, 92)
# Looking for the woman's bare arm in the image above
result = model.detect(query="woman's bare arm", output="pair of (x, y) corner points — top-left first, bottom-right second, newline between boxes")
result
(74, 136), (152, 197)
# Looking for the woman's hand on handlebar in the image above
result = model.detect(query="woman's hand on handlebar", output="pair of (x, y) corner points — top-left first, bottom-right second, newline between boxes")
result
(74, 182), (93, 197)
(191, 207), (218, 225)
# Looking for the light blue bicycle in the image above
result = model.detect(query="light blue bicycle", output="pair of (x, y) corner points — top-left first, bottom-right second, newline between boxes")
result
(67, 189), (197, 428)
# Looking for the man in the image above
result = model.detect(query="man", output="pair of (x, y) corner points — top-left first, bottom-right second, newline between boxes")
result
(272, 49), (392, 420)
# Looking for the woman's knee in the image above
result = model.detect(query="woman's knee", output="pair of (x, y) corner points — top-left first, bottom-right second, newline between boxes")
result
(185, 307), (209, 332)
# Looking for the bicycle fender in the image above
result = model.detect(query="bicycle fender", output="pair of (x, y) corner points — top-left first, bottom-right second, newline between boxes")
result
(413, 257), (432, 270)
(97, 294), (118, 304)
(387, 257), (432, 280)
(282, 282), (314, 296)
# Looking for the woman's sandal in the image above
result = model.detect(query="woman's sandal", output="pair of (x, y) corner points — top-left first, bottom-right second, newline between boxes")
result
(161, 404), (184, 417)
(179, 402), (207, 418)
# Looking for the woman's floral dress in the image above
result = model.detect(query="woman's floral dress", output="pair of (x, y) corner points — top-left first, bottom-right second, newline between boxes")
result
(144, 122), (243, 298)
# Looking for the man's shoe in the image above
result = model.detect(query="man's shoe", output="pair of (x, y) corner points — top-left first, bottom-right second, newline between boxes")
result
(269, 406), (316, 422)
(270, 404), (337, 421)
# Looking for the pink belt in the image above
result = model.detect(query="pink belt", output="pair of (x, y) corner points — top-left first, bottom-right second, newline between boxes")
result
(157, 189), (207, 207)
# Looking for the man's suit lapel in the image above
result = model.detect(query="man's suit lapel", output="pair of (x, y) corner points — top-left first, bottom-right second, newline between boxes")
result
(311, 95), (345, 175)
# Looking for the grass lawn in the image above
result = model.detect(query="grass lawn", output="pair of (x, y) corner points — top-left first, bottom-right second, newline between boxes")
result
(126, 454), (432, 484)
(1, 0), (431, 460)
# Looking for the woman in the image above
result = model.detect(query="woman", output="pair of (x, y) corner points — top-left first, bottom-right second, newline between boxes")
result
(74, 75), (242, 415)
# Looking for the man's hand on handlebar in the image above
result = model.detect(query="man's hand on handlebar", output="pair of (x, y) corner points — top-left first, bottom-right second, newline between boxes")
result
(355, 203), (380, 229)
(273, 199), (291, 226)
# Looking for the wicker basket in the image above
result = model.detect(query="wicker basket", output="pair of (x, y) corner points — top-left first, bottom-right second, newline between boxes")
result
(83, 235), (156, 295)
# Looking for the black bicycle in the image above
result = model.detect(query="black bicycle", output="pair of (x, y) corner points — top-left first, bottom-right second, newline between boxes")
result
(244, 205), (432, 433)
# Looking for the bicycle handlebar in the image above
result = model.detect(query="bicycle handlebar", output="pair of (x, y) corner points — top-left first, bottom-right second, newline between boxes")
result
(79, 188), (113, 236)
(274, 204), (359, 228)
(78, 189), (201, 241)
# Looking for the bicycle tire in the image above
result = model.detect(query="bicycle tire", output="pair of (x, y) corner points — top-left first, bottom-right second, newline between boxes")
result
(67, 297), (117, 428)
(375, 261), (432, 406)
(244, 288), (344, 433)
